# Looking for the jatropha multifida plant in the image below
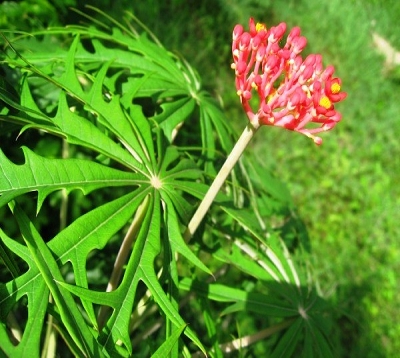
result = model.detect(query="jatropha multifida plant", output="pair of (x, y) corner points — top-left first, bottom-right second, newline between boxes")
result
(0, 10), (345, 358)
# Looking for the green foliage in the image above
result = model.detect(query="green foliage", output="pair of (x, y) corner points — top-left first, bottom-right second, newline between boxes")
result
(0, 0), (75, 31)
(0, 7), (337, 357)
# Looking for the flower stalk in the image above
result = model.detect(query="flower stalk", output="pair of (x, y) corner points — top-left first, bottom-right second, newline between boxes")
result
(184, 121), (259, 241)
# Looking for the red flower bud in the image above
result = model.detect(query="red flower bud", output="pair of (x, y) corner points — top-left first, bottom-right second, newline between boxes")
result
(233, 25), (244, 41)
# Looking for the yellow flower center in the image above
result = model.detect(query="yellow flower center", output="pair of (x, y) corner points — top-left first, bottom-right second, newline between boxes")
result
(331, 82), (341, 94)
(256, 23), (267, 32)
(319, 96), (331, 109)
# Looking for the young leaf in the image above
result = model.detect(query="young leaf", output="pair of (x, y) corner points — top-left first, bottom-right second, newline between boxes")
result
(58, 192), (206, 356)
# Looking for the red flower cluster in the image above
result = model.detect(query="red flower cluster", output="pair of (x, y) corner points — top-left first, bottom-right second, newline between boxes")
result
(232, 18), (347, 144)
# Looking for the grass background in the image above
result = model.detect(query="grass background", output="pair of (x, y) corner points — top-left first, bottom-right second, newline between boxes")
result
(1, 0), (399, 356)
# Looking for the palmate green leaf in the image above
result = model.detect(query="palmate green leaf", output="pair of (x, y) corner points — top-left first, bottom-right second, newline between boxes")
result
(0, 147), (146, 212)
(18, 79), (142, 171)
(2, 33), (157, 174)
(3, 22), (235, 176)
(182, 278), (334, 356)
(0, 188), (150, 356)
(92, 26), (234, 165)
(54, 35), (156, 170)
(59, 192), (206, 356)
(1, 76), (140, 171)
(9, 202), (105, 358)
(0, 25), (212, 354)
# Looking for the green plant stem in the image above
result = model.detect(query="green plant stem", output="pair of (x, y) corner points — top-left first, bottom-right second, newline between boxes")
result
(184, 122), (259, 242)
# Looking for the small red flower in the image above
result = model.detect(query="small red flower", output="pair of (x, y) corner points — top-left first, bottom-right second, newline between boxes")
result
(231, 18), (347, 145)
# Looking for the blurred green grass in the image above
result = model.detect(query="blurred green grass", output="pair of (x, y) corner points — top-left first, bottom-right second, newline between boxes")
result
(257, 2), (400, 357)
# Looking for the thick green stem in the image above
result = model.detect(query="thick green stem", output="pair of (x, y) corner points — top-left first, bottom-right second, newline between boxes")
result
(184, 122), (259, 242)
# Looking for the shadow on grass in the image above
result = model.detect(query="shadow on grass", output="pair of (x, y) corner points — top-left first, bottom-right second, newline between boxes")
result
(335, 280), (389, 358)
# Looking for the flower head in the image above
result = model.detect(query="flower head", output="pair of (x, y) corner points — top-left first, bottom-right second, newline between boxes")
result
(232, 18), (347, 145)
